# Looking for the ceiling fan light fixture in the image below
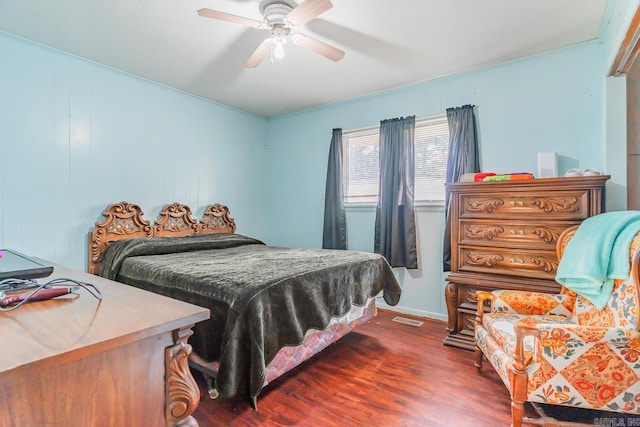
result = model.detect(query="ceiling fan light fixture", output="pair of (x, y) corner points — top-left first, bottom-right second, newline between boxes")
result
(273, 40), (285, 59)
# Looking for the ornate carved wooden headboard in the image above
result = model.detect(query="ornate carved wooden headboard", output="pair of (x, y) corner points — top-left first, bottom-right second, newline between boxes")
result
(88, 201), (236, 275)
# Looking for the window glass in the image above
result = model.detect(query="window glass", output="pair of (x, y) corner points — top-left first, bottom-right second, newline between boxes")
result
(343, 115), (449, 204)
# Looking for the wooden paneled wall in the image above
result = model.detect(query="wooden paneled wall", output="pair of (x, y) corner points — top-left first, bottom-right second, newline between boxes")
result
(0, 33), (268, 271)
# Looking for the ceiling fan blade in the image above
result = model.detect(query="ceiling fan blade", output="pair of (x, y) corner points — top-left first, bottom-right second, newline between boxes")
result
(197, 8), (264, 28)
(293, 34), (345, 62)
(245, 39), (273, 68)
(286, 0), (333, 27)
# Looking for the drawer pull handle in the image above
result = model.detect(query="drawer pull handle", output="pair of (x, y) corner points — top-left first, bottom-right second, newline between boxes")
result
(510, 201), (515, 206)
(510, 258), (515, 263)
(509, 258), (525, 264)
(519, 258), (524, 264)
(510, 200), (525, 207)
(510, 229), (525, 235)
(519, 229), (524, 235)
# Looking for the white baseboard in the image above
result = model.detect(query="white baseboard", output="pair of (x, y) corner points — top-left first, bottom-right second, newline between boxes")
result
(376, 299), (448, 322)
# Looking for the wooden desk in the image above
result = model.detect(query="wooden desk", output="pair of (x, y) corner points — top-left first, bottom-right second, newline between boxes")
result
(0, 263), (209, 426)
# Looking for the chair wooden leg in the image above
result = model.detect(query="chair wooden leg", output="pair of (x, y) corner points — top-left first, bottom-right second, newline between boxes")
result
(510, 325), (536, 427)
(511, 399), (525, 427)
(474, 345), (483, 373)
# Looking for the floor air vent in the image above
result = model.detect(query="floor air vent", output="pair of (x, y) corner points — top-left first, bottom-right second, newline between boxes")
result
(391, 316), (424, 327)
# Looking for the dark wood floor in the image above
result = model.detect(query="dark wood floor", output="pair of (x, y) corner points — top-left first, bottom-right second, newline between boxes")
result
(190, 310), (630, 426)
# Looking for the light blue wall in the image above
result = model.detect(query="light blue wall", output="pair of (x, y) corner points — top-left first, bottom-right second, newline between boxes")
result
(266, 41), (607, 247)
(265, 40), (608, 318)
(602, 0), (640, 211)
(262, 0), (640, 318)
(602, 0), (640, 70)
(0, 32), (268, 271)
(1, 0), (637, 319)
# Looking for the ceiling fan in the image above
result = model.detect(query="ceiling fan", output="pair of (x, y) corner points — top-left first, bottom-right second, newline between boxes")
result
(198, 0), (345, 68)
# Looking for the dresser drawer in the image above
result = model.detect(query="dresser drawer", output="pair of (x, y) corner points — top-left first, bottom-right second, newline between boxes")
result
(458, 219), (578, 250)
(457, 246), (558, 280)
(456, 310), (477, 339)
(458, 284), (481, 308)
(458, 190), (589, 220)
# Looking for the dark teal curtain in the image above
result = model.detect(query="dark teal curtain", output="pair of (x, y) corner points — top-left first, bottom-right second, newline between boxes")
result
(322, 128), (347, 249)
(375, 116), (417, 269)
(443, 105), (480, 271)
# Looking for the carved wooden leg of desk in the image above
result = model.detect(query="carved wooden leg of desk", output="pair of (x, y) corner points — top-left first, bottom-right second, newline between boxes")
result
(166, 325), (201, 427)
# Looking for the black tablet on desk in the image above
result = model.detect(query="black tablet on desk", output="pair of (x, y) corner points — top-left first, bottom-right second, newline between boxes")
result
(0, 249), (54, 280)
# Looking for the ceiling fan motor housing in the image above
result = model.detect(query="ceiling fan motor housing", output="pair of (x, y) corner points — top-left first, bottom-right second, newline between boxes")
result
(260, 1), (295, 26)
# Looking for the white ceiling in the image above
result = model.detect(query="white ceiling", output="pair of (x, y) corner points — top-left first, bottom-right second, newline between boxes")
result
(0, 0), (608, 118)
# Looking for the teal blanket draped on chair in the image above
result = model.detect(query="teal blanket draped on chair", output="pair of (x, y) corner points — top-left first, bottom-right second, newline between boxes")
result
(555, 210), (640, 310)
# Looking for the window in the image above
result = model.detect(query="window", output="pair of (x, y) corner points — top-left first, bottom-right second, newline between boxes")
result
(343, 115), (450, 204)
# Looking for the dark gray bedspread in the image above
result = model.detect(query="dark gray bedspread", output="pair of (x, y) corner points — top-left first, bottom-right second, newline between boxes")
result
(99, 233), (401, 401)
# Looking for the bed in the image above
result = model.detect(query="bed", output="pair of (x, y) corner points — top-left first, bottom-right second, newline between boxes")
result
(88, 201), (402, 408)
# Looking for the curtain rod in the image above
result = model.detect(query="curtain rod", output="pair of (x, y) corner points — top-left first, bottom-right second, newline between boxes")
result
(342, 112), (448, 135)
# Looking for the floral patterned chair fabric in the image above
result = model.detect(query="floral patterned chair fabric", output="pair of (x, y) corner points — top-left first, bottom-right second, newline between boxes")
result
(474, 225), (640, 427)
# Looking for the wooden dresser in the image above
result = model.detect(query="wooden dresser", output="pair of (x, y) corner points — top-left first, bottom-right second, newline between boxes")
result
(443, 175), (609, 350)
(0, 262), (209, 426)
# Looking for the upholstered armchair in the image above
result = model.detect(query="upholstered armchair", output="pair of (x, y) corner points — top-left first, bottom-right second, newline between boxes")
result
(474, 224), (640, 427)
